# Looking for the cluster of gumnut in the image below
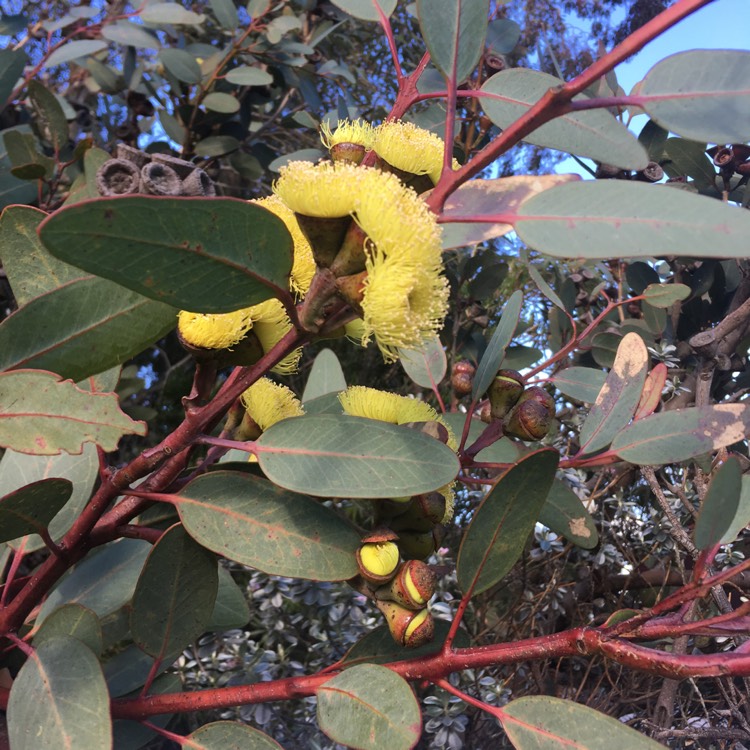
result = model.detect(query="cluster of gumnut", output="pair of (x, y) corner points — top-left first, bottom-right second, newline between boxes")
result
(352, 488), (447, 649)
(454, 362), (556, 441)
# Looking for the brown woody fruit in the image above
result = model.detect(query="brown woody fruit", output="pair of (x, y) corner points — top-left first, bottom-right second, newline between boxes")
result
(375, 560), (438, 610)
(504, 386), (555, 441)
(375, 600), (435, 647)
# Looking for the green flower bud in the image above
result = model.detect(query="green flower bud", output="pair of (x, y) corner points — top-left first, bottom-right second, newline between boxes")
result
(487, 369), (525, 420)
(504, 387), (555, 441)
(389, 492), (446, 533)
(397, 529), (437, 561)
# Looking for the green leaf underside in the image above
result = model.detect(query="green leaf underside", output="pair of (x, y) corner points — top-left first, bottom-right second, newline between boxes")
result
(317, 664), (421, 750)
(38, 196), (293, 313)
(0, 478), (72, 543)
(329, 0), (397, 23)
(399, 334), (447, 390)
(33, 603), (103, 656)
(302, 348), (347, 403)
(578, 332), (649, 456)
(516, 181), (750, 259)
(611, 404), (750, 465)
(539, 479), (598, 549)
(131, 525), (219, 658)
(0, 276), (177, 382)
(694, 456), (743, 549)
(7, 636), (111, 750)
(481, 69), (648, 170)
(0, 205), (85, 305)
(189, 721), (285, 748)
(416, 0), (490, 83)
(640, 50), (750, 144)
(457, 449), (559, 595)
(552, 367), (607, 403)
(207, 566), (251, 631)
(472, 289), (523, 400)
(501, 696), (664, 749)
(256, 414), (460, 498)
(642, 282), (691, 307)
(0, 49), (27, 106)
(38, 538), (151, 624)
(0, 444), (98, 553)
(0, 370), (145, 456)
(176, 472), (360, 580)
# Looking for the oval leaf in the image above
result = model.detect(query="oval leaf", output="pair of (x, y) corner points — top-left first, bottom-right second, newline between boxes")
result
(416, 0), (489, 83)
(516, 181), (750, 259)
(0, 49), (28, 105)
(642, 282), (691, 308)
(38, 197), (293, 313)
(44, 40), (108, 68)
(302, 348), (347, 403)
(472, 289), (523, 400)
(176, 471), (360, 580)
(694, 456), (743, 549)
(256, 414), (460, 498)
(189, 722), (283, 749)
(501, 696), (663, 749)
(100, 22), (160, 49)
(317, 664), (421, 750)
(329, 0), (397, 22)
(640, 50), (750, 145)
(611, 404), (750, 465)
(578, 332), (649, 456)
(159, 48), (202, 84)
(552, 367), (607, 403)
(457, 449), (559, 596)
(202, 91), (239, 113)
(225, 66), (273, 86)
(38, 538), (151, 624)
(131, 524), (218, 658)
(142, 3), (205, 25)
(0, 370), (145, 455)
(481, 69), (648, 170)
(399, 334), (447, 390)
(539, 479), (598, 549)
(0, 478), (72, 543)
(0, 277), (177, 382)
(34, 603), (103, 656)
(440, 174), (579, 250)
(7, 636), (111, 750)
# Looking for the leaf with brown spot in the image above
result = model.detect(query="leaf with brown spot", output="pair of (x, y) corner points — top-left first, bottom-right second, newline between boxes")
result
(634, 363), (667, 421)
(578, 332), (649, 456)
(611, 404), (750, 465)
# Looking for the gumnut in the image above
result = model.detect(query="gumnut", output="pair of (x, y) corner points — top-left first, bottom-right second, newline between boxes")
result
(504, 386), (555, 441)
(375, 599), (435, 647)
(451, 360), (475, 397)
(356, 528), (400, 584)
(375, 560), (438, 610)
(487, 369), (525, 420)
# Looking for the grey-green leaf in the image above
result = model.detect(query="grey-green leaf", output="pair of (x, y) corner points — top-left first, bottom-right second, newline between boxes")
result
(7, 636), (111, 750)
(177, 471), (361, 580)
(694, 456), (743, 549)
(416, 0), (489, 83)
(329, 0), (397, 23)
(256, 414), (459, 498)
(457, 449), (559, 596)
(481, 69), (648, 170)
(539, 480), (598, 549)
(189, 722), (284, 749)
(516, 181), (750, 259)
(472, 289), (522, 400)
(640, 50), (750, 145)
(552, 367), (607, 403)
(0, 276), (177, 382)
(302, 348), (346, 403)
(34, 603), (103, 656)
(399, 334), (447, 390)
(131, 524), (218, 658)
(0, 478), (72, 543)
(38, 196), (293, 313)
(317, 664), (421, 750)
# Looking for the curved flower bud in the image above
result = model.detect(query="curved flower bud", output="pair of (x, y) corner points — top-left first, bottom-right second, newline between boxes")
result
(389, 492), (447, 533)
(504, 387), (555, 441)
(375, 560), (438, 609)
(396, 529), (437, 561)
(320, 119), (375, 165)
(375, 600), (435, 647)
(451, 360), (475, 397)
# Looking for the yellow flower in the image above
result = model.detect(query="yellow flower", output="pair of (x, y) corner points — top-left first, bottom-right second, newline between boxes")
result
(352, 168), (443, 266)
(274, 161), (366, 218)
(250, 298), (301, 374)
(177, 308), (254, 350)
(177, 298), (300, 374)
(339, 386), (456, 449)
(320, 119), (375, 151)
(253, 195), (316, 298)
(339, 386), (456, 521)
(359, 257), (449, 363)
(373, 120), (457, 185)
(241, 377), (304, 432)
